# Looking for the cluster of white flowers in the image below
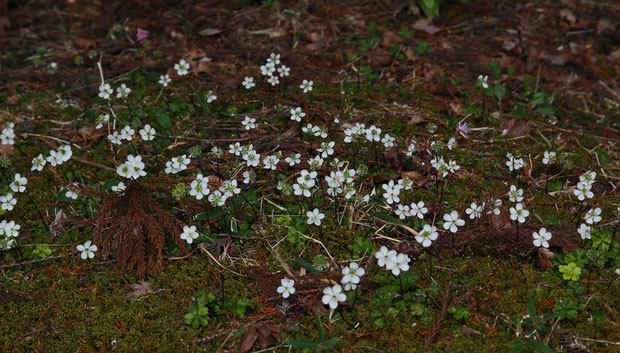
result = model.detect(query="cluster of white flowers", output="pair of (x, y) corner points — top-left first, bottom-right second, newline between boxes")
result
(341, 262), (365, 291)
(574, 171), (596, 201)
(45, 145), (73, 167)
(375, 246), (411, 276)
(0, 220), (20, 250)
(506, 152), (525, 172)
(259, 53), (291, 87)
(117, 155), (146, 179)
(431, 156), (460, 178)
(1, 122), (16, 145)
(165, 155), (191, 174)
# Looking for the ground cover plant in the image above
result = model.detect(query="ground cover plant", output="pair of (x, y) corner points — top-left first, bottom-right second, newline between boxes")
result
(0, 0), (619, 352)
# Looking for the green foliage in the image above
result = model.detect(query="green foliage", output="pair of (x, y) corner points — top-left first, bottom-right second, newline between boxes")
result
(185, 290), (253, 329)
(30, 244), (52, 259)
(285, 315), (340, 350)
(184, 304), (209, 328)
(552, 298), (582, 320)
(448, 306), (471, 320)
(558, 262), (581, 281)
(418, 0), (439, 19)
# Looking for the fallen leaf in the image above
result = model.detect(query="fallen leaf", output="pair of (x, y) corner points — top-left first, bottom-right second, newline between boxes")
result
(6, 95), (19, 105)
(501, 118), (530, 137)
(198, 28), (222, 36)
(401, 170), (428, 187)
(125, 281), (154, 300)
(74, 38), (97, 50)
(539, 52), (569, 66)
(412, 19), (440, 35)
(537, 247), (555, 270)
(0, 143), (14, 157)
(559, 9), (576, 25)
(381, 30), (402, 48)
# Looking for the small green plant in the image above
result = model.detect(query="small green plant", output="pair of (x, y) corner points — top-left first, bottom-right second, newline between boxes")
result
(30, 244), (52, 259)
(448, 306), (471, 320)
(558, 262), (582, 281)
(418, 0), (439, 19)
(285, 315), (339, 350)
(183, 304), (209, 328)
(184, 290), (253, 329)
(505, 296), (557, 353)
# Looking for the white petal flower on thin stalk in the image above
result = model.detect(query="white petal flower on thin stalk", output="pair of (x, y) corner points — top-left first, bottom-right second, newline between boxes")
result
(532, 228), (552, 248)
(322, 284), (346, 309)
(442, 210), (465, 233)
(277, 278), (296, 298)
(76, 240), (97, 259)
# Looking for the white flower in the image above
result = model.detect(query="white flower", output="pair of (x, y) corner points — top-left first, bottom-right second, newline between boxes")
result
(0, 220), (20, 238)
(406, 142), (416, 156)
(243, 170), (256, 184)
(322, 285), (346, 310)
(285, 153), (301, 166)
(416, 224), (439, 247)
(509, 203), (529, 224)
(386, 253), (411, 276)
(577, 223), (592, 240)
(382, 134), (395, 148)
(189, 174), (210, 200)
(31, 154), (46, 171)
(208, 190), (227, 207)
(48, 62), (58, 73)
(205, 90), (217, 103)
(465, 202), (482, 219)
(375, 246), (394, 268)
(443, 210), (465, 233)
(0, 193), (17, 211)
(365, 125), (382, 142)
(108, 131), (122, 145)
(317, 141), (335, 158)
(174, 59), (190, 76)
(277, 65), (290, 77)
(159, 74), (171, 87)
(242, 116), (256, 130)
(65, 188), (79, 200)
(290, 107), (305, 122)
(76, 240), (97, 259)
(98, 83), (113, 100)
(579, 171), (596, 186)
(277, 278), (296, 298)
(506, 153), (524, 172)
(96, 114), (110, 129)
(532, 228), (552, 248)
(116, 83), (131, 99)
(382, 180), (401, 205)
(573, 182), (593, 201)
(394, 204), (410, 220)
(409, 201), (428, 219)
(220, 180), (240, 198)
(111, 182), (126, 194)
(260, 63), (276, 76)
(300, 79), (313, 93)
(266, 53), (280, 65)
(584, 208), (601, 224)
(9, 174), (27, 193)
(306, 208), (325, 226)
(267, 75), (280, 86)
(508, 185), (524, 203)
(263, 155), (280, 170)
(477, 75), (489, 89)
(139, 124), (156, 141)
(241, 76), (255, 89)
(542, 151), (556, 165)
(341, 262), (365, 291)
(180, 225), (199, 244)
(119, 125), (135, 141)
(447, 137), (457, 150)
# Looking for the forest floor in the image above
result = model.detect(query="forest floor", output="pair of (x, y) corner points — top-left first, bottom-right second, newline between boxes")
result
(0, 1), (619, 352)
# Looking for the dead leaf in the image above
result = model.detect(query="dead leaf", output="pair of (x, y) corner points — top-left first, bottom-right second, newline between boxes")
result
(6, 95), (19, 105)
(50, 209), (66, 238)
(501, 118), (530, 137)
(381, 30), (402, 48)
(539, 52), (569, 66)
(241, 324), (280, 353)
(74, 38), (97, 50)
(412, 19), (440, 35)
(489, 209), (510, 229)
(401, 170), (428, 187)
(559, 9), (576, 25)
(198, 28), (222, 36)
(384, 148), (401, 171)
(0, 143), (14, 157)
(125, 281), (153, 300)
(207, 175), (222, 189)
(537, 247), (555, 270)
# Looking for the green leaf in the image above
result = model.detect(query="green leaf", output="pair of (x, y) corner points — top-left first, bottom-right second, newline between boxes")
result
(493, 84), (506, 102)
(527, 295), (537, 318)
(323, 337), (340, 348)
(373, 212), (404, 225)
(526, 340), (554, 353)
(196, 207), (225, 221)
(536, 104), (556, 116)
(295, 258), (319, 274)
(157, 112), (172, 129)
(316, 315), (325, 342)
(418, 0), (439, 19)
(284, 339), (321, 349)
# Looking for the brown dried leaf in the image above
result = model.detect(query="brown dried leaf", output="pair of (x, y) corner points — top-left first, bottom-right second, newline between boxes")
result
(6, 95), (19, 105)
(74, 38), (97, 50)
(501, 118), (531, 137)
(125, 281), (153, 300)
(412, 19), (440, 35)
(537, 247), (555, 270)
(0, 143), (14, 157)
(401, 171), (428, 187)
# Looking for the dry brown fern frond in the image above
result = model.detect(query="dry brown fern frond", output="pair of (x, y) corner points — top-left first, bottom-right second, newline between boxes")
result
(93, 180), (186, 278)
